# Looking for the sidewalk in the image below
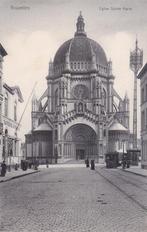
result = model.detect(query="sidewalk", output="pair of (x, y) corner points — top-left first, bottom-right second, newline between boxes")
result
(99, 162), (147, 177)
(122, 163), (147, 177)
(0, 168), (40, 183)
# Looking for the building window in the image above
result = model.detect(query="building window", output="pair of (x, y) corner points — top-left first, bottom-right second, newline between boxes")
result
(146, 108), (147, 129)
(14, 101), (17, 121)
(0, 76), (2, 94)
(78, 62), (80, 69)
(102, 88), (107, 110)
(146, 84), (147, 101)
(74, 62), (76, 69)
(141, 110), (145, 131)
(55, 130), (58, 140)
(4, 93), (8, 117)
(141, 87), (144, 104)
(55, 89), (59, 107)
(0, 103), (1, 115)
(81, 62), (83, 69)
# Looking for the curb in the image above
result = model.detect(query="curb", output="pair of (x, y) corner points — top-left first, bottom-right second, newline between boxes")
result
(122, 169), (147, 177)
(0, 170), (40, 183)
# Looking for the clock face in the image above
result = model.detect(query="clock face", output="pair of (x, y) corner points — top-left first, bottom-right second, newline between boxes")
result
(73, 84), (89, 99)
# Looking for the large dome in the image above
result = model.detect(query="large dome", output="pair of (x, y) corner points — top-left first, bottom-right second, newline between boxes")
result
(53, 13), (108, 76)
(54, 37), (107, 67)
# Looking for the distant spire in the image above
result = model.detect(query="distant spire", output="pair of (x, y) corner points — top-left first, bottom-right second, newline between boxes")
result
(32, 92), (38, 111)
(75, 11), (86, 37)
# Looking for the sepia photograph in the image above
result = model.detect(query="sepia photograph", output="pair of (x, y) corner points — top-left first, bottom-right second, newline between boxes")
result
(0, 0), (147, 231)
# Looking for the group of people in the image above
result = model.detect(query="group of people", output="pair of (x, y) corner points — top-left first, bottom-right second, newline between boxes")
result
(85, 158), (95, 170)
(0, 161), (19, 177)
(121, 154), (130, 169)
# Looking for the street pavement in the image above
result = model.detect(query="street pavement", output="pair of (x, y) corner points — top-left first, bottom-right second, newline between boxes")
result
(0, 165), (147, 232)
(0, 162), (147, 183)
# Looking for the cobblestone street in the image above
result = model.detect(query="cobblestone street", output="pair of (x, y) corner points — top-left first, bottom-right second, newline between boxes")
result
(0, 166), (147, 232)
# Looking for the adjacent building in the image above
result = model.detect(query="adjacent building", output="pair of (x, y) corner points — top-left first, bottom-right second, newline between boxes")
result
(138, 63), (147, 169)
(0, 43), (24, 168)
(2, 84), (23, 167)
(25, 13), (130, 164)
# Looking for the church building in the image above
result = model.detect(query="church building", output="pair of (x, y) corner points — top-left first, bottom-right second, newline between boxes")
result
(25, 13), (129, 164)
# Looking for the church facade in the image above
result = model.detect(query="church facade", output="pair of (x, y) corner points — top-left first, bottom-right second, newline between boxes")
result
(26, 13), (129, 163)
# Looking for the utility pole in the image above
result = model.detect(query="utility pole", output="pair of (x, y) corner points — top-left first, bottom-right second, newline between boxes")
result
(130, 39), (143, 149)
(15, 82), (37, 160)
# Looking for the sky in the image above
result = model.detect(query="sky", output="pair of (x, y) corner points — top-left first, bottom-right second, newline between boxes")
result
(0, 0), (147, 141)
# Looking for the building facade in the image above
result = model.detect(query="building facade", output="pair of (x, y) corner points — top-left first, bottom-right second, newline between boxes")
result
(0, 43), (24, 168)
(2, 84), (23, 167)
(138, 63), (147, 169)
(26, 13), (130, 163)
(0, 44), (7, 161)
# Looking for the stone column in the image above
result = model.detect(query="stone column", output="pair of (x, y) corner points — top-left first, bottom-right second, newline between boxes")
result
(97, 122), (104, 161)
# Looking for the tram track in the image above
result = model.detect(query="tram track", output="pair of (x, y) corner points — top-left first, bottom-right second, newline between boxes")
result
(95, 168), (147, 212)
(103, 167), (147, 193)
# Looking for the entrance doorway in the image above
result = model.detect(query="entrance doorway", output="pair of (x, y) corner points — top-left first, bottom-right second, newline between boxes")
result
(76, 149), (85, 160)
(64, 124), (97, 159)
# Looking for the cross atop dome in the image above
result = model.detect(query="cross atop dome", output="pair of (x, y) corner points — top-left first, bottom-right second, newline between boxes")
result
(75, 11), (87, 37)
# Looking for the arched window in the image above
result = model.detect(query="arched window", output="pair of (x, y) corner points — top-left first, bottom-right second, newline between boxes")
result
(78, 62), (80, 69)
(55, 89), (59, 107)
(81, 62), (83, 69)
(74, 62), (76, 69)
(71, 62), (73, 69)
(102, 88), (107, 110)
(14, 101), (17, 121)
(4, 93), (8, 117)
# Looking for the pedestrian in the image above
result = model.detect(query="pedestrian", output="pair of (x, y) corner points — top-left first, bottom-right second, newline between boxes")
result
(122, 154), (127, 169)
(85, 158), (89, 168)
(46, 159), (49, 168)
(15, 163), (18, 171)
(106, 156), (110, 168)
(1, 161), (7, 177)
(91, 160), (95, 170)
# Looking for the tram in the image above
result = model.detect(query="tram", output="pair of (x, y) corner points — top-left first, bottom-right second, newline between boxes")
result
(105, 149), (140, 168)
(126, 149), (140, 166)
(105, 152), (120, 168)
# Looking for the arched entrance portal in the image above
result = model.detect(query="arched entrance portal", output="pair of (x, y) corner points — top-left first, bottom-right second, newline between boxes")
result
(64, 124), (97, 160)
